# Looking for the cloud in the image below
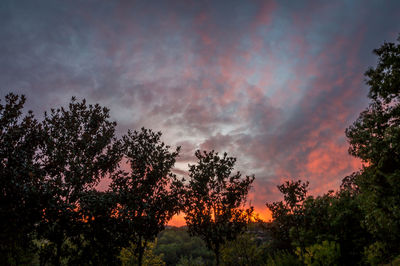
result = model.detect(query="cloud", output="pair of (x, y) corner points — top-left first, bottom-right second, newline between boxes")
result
(1, 0), (400, 223)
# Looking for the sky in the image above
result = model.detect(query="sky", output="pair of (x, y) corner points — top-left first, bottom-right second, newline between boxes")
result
(1, 0), (399, 225)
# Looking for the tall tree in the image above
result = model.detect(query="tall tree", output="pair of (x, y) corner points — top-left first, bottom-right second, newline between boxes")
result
(184, 150), (254, 266)
(0, 94), (43, 264)
(346, 35), (400, 261)
(110, 128), (183, 266)
(37, 97), (121, 265)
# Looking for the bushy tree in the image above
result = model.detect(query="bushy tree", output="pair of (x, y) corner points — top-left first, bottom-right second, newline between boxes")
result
(345, 35), (400, 260)
(72, 190), (124, 265)
(299, 183), (370, 265)
(267, 177), (371, 265)
(37, 97), (121, 265)
(0, 94), (43, 264)
(346, 36), (400, 166)
(111, 128), (183, 266)
(184, 150), (254, 266)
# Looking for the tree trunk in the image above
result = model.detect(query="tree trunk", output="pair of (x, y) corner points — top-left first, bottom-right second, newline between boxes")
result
(55, 239), (62, 266)
(137, 239), (146, 266)
(214, 246), (220, 266)
(138, 249), (144, 266)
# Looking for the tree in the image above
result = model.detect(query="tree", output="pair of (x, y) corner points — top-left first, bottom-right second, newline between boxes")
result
(267, 178), (371, 265)
(296, 240), (340, 266)
(266, 180), (309, 251)
(0, 93), (44, 264)
(110, 128), (183, 266)
(37, 97), (122, 265)
(184, 150), (255, 266)
(345, 35), (400, 260)
(119, 241), (166, 266)
(299, 186), (370, 265)
(72, 190), (124, 265)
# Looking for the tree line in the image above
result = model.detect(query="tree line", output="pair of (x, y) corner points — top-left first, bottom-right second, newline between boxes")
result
(1, 35), (400, 265)
(0, 95), (253, 265)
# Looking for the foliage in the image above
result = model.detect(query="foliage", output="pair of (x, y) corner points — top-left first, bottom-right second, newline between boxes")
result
(120, 241), (166, 266)
(387, 255), (400, 266)
(330, 183), (371, 264)
(345, 35), (400, 259)
(154, 227), (214, 265)
(266, 250), (302, 266)
(184, 150), (254, 265)
(176, 256), (206, 266)
(298, 192), (335, 245)
(37, 97), (121, 265)
(72, 190), (124, 265)
(111, 128), (184, 266)
(266, 180), (309, 250)
(221, 233), (263, 266)
(0, 94), (44, 264)
(296, 240), (340, 266)
(346, 36), (400, 165)
(363, 241), (389, 266)
(300, 185), (370, 265)
(267, 176), (370, 265)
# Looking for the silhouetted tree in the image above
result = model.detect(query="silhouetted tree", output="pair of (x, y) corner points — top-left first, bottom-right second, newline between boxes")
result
(110, 128), (183, 266)
(267, 178), (370, 265)
(299, 187), (370, 265)
(184, 150), (254, 266)
(37, 97), (122, 265)
(266, 180), (309, 251)
(71, 190), (124, 265)
(345, 35), (400, 261)
(0, 94), (44, 264)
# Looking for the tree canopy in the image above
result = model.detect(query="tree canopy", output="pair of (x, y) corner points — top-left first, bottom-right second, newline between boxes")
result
(345, 35), (400, 261)
(0, 94), (43, 264)
(184, 150), (255, 265)
(36, 97), (122, 265)
(110, 128), (184, 266)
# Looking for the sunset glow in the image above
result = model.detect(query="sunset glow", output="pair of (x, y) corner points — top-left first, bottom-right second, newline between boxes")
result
(1, 0), (399, 224)
(168, 208), (272, 227)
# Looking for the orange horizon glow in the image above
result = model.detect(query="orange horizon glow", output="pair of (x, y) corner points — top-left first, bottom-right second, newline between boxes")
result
(167, 206), (273, 227)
